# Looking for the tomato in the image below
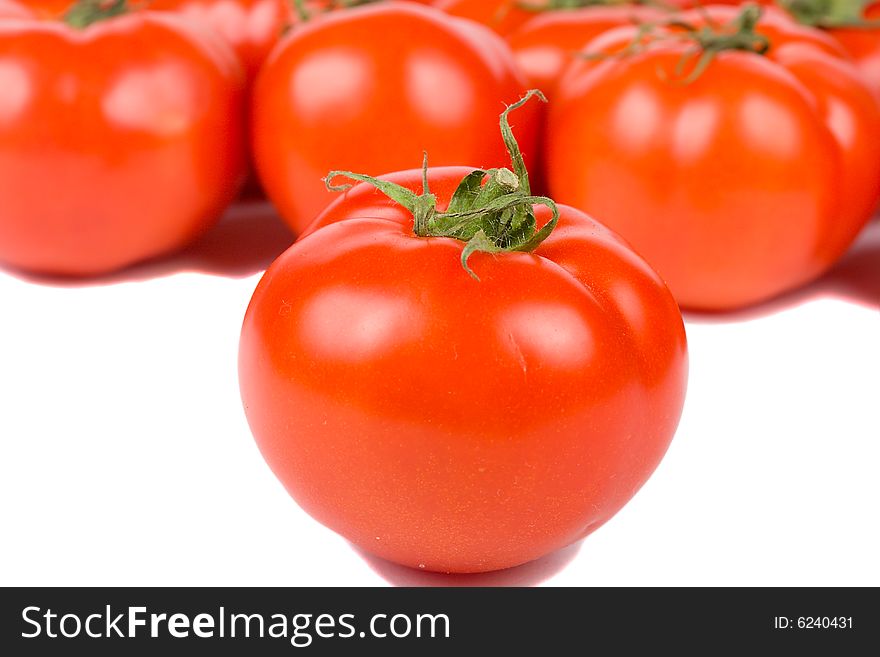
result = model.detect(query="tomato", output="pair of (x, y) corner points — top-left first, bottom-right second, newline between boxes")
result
(239, 95), (688, 573)
(148, 0), (292, 83)
(0, 5), (246, 276)
(252, 2), (538, 235)
(545, 6), (880, 310)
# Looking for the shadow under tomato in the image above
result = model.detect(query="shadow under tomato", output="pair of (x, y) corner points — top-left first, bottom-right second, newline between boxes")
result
(5, 200), (295, 288)
(355, 540), (583, 588)
(685, 220), (880, 325)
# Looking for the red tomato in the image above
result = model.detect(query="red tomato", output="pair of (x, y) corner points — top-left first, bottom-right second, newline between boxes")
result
(240, 102), (688, 570)
(509, 5), (667, 95)
(148, 0), (292, 83)
(432, 0), (535, 35)
(0, 9), (246, 276)
(508, 3), (845, 97)
(546, 7), (880, 310)
(252, 2), (538, 234)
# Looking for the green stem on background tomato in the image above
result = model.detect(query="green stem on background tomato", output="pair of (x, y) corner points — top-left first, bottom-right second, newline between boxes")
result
(518, 0), (677, 12)
(289, 0), (382, 23)
(325, 90), (559, 280)
(778, 0), (880, 28)
(665, 4), (770, 82)
(64, 0), (130, 29)
(591, 4), (770, 84)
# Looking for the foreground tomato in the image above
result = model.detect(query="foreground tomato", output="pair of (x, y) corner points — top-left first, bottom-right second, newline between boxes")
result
(0, 1), (245, 275)
(546, 6), (880, 310)
(252, 2), (537, 234)
(777, 0), (880, 95)
(240, 94), (688, 573)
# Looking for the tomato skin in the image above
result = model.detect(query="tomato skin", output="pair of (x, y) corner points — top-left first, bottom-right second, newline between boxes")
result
(546, 19), (880, 311)
(148, 0), (291, 83)
(16, 0), (70, 17)
(240, 167), (688, 573)
(508, 3), (846, 98)
(252, 2), (537, 235)
(0, 13), (246, 276)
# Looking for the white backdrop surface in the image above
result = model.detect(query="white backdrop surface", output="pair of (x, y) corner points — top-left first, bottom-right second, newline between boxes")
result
(1, 202), (877, 587)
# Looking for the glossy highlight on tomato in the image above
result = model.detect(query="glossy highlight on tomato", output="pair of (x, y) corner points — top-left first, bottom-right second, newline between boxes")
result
(251, 2), (538, 234)
(0, 9), (246, 276)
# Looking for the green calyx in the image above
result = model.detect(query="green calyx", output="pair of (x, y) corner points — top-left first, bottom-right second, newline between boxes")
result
(64, 0), (130, 29)
(583, 4), (770, 83)
(324, 90), (559, 281)
(289, 0), (381, 22)
(660, 4), (770, 83)
(778, 0), (880, 28)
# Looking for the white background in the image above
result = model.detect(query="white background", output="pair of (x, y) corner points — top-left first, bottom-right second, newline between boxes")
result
(1, 201), (878, 587)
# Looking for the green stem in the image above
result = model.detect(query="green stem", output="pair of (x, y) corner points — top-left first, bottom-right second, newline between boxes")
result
(590, 4), (771, 84)
(665, 4), (770, 83)
(324, 90), (558, 280)
(289, 0), (382, 23)
(517, 0), (678, 12)
(64, 0), (130, 29)
(777, 0), (880, 28)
